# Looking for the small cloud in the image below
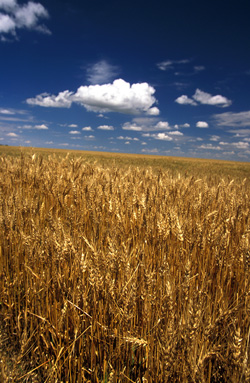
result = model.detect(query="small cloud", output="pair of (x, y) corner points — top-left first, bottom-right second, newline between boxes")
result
(157, 59), (190, 71)
(0, 108), (15, 115)
(86, 60), (120, 85)
(97, 125), (114, 130)
(175, 95), (197, 106)
(146, 107), (160, 116)
(142, 148), (159, 153)
(122, 122), (142, 131)
(198, 144), (221, 150)
(84, 135), (95, 139)
(69, 130), (81, 134)
(69, 124), (78, 128)
(7, 132), (18, 137)
(196, 121), (209, 128)
(169, 130), (183, 136)
(25, 140), (31, 143)
(27, 91), (73, 108)
(176, 89), (232, 108)
(34, 124), (48, 130)
(82, 126), (93, 131)
(194, 66), (205, 72)
(193, 89), (232, 108)
(154, 133), (173, 141)
(210, 135), (220, 141)
(155, 121), (170, 130)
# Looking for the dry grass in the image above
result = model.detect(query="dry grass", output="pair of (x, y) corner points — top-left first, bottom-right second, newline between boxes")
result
(0, 151), (250, 382)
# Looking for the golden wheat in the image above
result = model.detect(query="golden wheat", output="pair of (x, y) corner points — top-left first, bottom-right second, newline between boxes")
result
(0, 153), (250, 382)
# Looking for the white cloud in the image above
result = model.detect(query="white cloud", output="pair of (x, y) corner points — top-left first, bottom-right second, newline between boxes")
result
(7, 132), (18, 136)
(97, 125), (114, 130)
(27, 91), (73, 108)
(193, 89), (232, 107)
(198, 144), (221, 150)
(157, 59), (190, 71)
(169, 130), (183, 136)
(86, 60), (120, 85)
(34, 124), (48, 130)
(154, 133), (173, 141)
(175, 95), (197, 106)
(213, 111), (250, 127)
(69, 124), (78, 128)
(194, 66), (205, 72)
(176, 89), (232, 108)
(142, 148), (159, 153)
(73, 79), (157, 114)
(232, 141), (249, 149)
(155, 121), (170, 130)
(0, 0), (16, 11)
(0, 13), (15, 33)
(0, 108), (15, 114)
(210, 135), (220, 141)
(146, 107), (160, 116)
(69, 130), (81, 134)
(82, 126), (93, 131)
(122, 122), (142, 131)
(27, 79), (158, 115)
(219, 141), (250, 150)
(0, 0), (50, 37)
(122, 119), (170, 132)
(196, 121), (209, 128)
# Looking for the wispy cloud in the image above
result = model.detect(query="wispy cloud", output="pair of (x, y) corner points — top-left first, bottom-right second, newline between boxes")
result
(213, 111), (250, 127)
(0, 0), (50, 39)
(176, 89), (232, 107)
(157, 59), (190, 71)
(27, 79), (159, 115)
(86, 60), (120, 85)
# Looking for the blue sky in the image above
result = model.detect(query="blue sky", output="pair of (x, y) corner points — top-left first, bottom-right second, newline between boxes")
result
(1, 0), (250, 161)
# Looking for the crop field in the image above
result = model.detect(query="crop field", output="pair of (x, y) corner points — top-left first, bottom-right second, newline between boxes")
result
(0, 146), (250, 382)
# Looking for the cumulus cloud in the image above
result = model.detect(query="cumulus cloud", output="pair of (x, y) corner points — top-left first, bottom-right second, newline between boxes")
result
(27, 91), (73, 108)
(82, 126), (93, 131)
(176, 89), (232, 108)
(153, 133), (173, 141)
(155, 121), (170, 130)
(34, 124), (48, 129)
(27, 79), (158, 115)
(196, 121), (209, 128)
(69, 124), (78, 128)
(213, 111), (250, 127)
(175, 95), (197, 106)
(193, 89), (232, 107)
(146, 107), (160, 116)
(97, 125), (114, 130)
(86, 60), (120, 85)
(0, 0), (50, 37)
(7, 132), (18, 136)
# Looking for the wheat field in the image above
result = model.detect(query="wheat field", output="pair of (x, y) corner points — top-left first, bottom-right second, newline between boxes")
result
(0, 150), (250, 382)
